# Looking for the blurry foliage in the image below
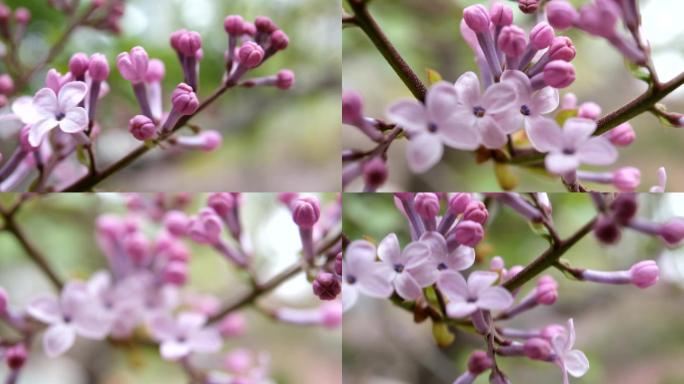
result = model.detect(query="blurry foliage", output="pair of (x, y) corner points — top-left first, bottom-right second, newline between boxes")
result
(343, 0), (684, 192)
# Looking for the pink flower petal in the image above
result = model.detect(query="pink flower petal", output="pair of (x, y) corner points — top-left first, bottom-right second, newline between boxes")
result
(161, 340), (191, 360)
(342, 284), (359, 312)
(356, 268), (393, 298)
(576, 137), (617, 166)
(532, 87), (560, 115)
(394, 273), (422, 301)
(27, 296), (62, 324)
(562, 118), (596, 148)
(32, 88), (59, 116)
(149, 314), (178, 341)
(12, 96), (41, 125)
(500, 70), (532, 98)
(405, 133), (444, 173)
(401, 241), (430, 267)
(386, 99), (428, 135)
(59, 107), (88, 133)
(545, 152), (580, 174)
(28, 117), (58, 147)
(446, 246), (476, 271)
(526, 117), (563, 152)
(564, 350), (590, 377)
(344, 240), (376, 277)
(43, 323), (76, 358)
(188, 329), (222, 354)
(439, 112), (481, 150)
(407, 261), (438, 287)
(454, 71), (481, 107)
(58, 81), (88, 111)
(420, 231), (448, 260)
(73, 308), (110, 340)
(467, 271), (499, 296)
(482, 82), (517, 114)
(446, 302), (478, 318)
(476, 286), (513, 311)
(438, 270), (469, 301)
(426, 82), (460, 123)
(377, 233), (401, 266)
(177, 312), (207, 331)
(477, 117), (507, 149)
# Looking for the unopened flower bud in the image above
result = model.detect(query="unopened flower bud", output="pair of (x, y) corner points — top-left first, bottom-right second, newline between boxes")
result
(128, 115), (156, 141)
(0, 74), (14, 95)
(219, 313), (246, 337)
(117, 46), (149, 83)
(224, 15), (245, 35)
(313, 272), (341, 300)
(541, 324), (565, 341)
(594, 214), (621, 244)
(162, 261), (188, 285)
(535, 276), (558, 305)
(529, 22), (555, 50)
(321, 302), (343, 328)
(578, 102), (601, 120)
(660, 218), (684, 245)
(414, 193), (440, 219)
(238, 41), (265, 68)
(463, 201), (488, 224)
(276, 69), (295, 90)
(548, 36), (576, 61)
(523, 338), (553, 360)
(270, 30), (289, 51)
(124, 232), (149, 264)
(208, 193), (236, 217)
(174, 131), (222, 151)
(254, 16), (277, 33)
(88, 53), (110, 81)
(629, 260), (659, 288)
(292, 197), (321, 228)
(68, 53), (90, 78)
(613, 167), (641, 192)
(543, 60), (575, 88)
(164, 210), (189, 237)
(490, 3), (513, 26)
(546, 0), (578, 30)
(463, 5), (491, 33)
(498, 25), (527, 57)
(145, 59), (165, 83)
(342, 90), (365, 125)
(5, 344), (27, 370)
(518, 0), (540, 13)
(448, 193), (472, 215)
(453, 221), (485, 247)
(171, 83), (199, 115)
(362, 158), (388, 191)
(607, 122), (635, 147)
(610, 193), (638, 225)
(14, 8), (30, 24)
(467, 350), (492, 374)
(334, 252), (343, 276)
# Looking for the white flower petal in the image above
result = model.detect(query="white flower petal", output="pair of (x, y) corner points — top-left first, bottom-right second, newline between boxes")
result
(29, 117), (58, 147)
(58, 81), (88, 110)
(482, 82), (517, 114)
(467, 271), (500, 296)
(188, 329), (222, 354)
(564, 350), (590, 377)
(59, 107), (88, 133)
(401, 241), (430, 266)
(477, 117), (507, 149)
(545, 152), (580, 175)
(27, 296), (62, 324)
(446, 302), (478, 318)
(377, 233), (401, 266)
(386, 99), (428, 135)
(32, 88), (59, 116)
(562, 118), (596, 148)
(576, 137), (618, 166)
(438, 270), (469, 301)
(439, 112), (481, 150)
(341, 284), (359, 312)
(476, 286), (514, 311)
(161, 340), (191, 360)
(447, 246), (476, 271)
(12, 96), (41, 124)
(426, 82), (460, 124)
(344, 240), (376, 278)
(405, 133), (444, 173)
(532, 86), (560, 115)
(43, 323), (76, 358)
(454, 71), (481, 107)
(526, 117), (563, 152)
(356, 268), (393, 298)
(394, 273), (422, 301)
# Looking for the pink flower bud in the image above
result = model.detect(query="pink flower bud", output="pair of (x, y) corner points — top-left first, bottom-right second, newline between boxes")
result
(292, 196), (321, 228)
(0, 287), (7, 314)
(594, 214), (621, 244)
(237, 41), (265, 68)
(362, 157), (388, 190)
(607, 123), (635, 147)
(68, 52), (90, 78)
(453, 221), (484, 247)
(523, 338), (553, 360)
(463, 201), (488, 224)
(129, 115), (156, 141)
(176, 30), (202, 57)
(540, 324), (565, 341)
(342, 90), (364, 125)
(208, 193), (236, 217)
(255, 16), (277, 33)
(414, 193), (440, 219)
(5, 344), (27, 370)
(224, 15), (245, 35)
(576, 102), (601, 121)
(543, 60), (575, 88)
(535, 276), (558, 305)
(145, 59), (165, 83)
(167, 241), (190, 262)
(0, 74), (14, 95)
(88, 53), (110, 81)
(276, 69), (295, 90)
(546, 0), (578, 30)
(242, 22), (256, 37)
(175, 131), (223, 152)
(270, 30), (289, 51)
(504, 265), (524, 281)
(0, 4), (9, 22)
(529, 22), (555, 50)
(578, 0), (620, 38)
(219, 313), (247, 337)
(321, 302), (343, 328)
(467, 350), (492, 374)
(463, 5), (491, 33)
(490, 3), (513, 26)
(660, 218), (684, 245)
(490, 256), (505, 270)
(448, 193), (471, 215)
(188, 209), (223, 244)
(561, 93), (577, 109)
(117, 46), (149, 83)
(14, 7), (30, 24)
(498, 25), (527, 57)
(335, 252), (343, 276)
(610, 193), (638, 225)
(164, 210), (189, 237)
(548, 36), (576, 61)
(124, 232), (149, 264)
(613, 167), (641, 192)
(171, 83), (199, 115)
(312, 272), (341, 300)
(518, 0), (540, 13)
(162, 261), (188, 286)
(629, 260), (659, 288)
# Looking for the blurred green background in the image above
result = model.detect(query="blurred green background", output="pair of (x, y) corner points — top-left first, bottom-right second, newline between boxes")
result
(0, 193), (341, 384)
(343, 0), (684, 192)
(3, 0), (341, 191)
(343, 193), (684, 384)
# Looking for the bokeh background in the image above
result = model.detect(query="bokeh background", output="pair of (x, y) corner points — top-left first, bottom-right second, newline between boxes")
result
(343, 0), (684, 192)
(343, 193), (684, 384)
(0, 193), (341, 384)
(2, 0), (341, 191)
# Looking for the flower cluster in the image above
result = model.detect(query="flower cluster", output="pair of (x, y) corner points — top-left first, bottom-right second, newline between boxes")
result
(343, 192), (680, 383)
(0, 11), (293, 192)
(342, 0), (680, 192)
(0, 193), (341, 383)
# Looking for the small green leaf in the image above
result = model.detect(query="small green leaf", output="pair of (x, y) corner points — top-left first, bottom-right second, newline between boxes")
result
(432, 322), (455, 347)
(625, 59), (652, 84)
(494, 162), (519, 191)
(426, 68), (443, 85)
(555, 109), (577, 126)
(76, 146), (87, 166)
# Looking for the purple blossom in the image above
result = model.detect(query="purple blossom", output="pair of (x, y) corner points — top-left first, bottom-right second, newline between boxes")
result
(416, 231), (476, 291)
(149, 312), (222, 361)
(441, 270), (514, 318)
(551, 319), (590, 384)
(376, 233), (430, 300)
(342, 240), (393, 310)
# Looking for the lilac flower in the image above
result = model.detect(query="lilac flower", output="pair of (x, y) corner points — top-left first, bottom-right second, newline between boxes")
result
(15, 82), (89, 147)
(441, 270), (514, 318)
(416, 231), (475, 291)
(452, 72), (518, 149)
(527, 117), (617, 174)
(26, 282), (111, 357)
(376, 233), (430, 300)
(551, 319), (590, 384)
(498, 70), (559, 147)
(386, 82), (479, 173)
(149, 312), (222, 361)
(342, 240), (393, 310)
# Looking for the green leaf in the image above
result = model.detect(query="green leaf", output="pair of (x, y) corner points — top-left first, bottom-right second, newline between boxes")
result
(625, 59), (653, 84)
(426, 68), (443, 86)
(555, 109), (578, 126)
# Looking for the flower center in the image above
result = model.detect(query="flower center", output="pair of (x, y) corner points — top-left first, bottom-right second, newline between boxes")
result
(346, 275), (357, 285)
(437, 262), (448, 271)
(428, 122), (438, 133)
(562, 148), (575, 155)
(473, 106), (486, 118)
(520, 105), (531, 116)
(394, 264), (405, 273)
(63, 315), (72, 323)
(56, 112), (66, 121)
